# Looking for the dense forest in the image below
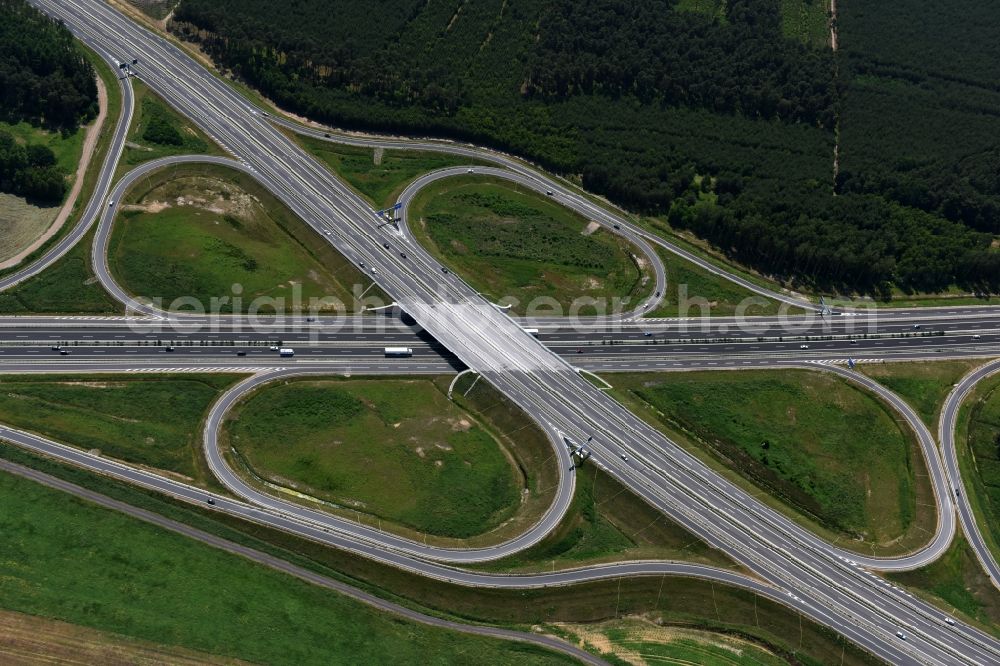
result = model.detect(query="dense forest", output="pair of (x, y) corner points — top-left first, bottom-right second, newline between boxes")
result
(170, 0), (1000, 297)
(0, 129), (67, 202)
(0, 0), (98, 132)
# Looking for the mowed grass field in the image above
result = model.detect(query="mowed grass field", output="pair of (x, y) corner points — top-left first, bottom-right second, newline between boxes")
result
(861, 360), (982, 428)
(296, 134), (480, 207)
(612, 369), (928, 550)
(225, 377), (525, 539)
(410, 177), (652, 316)
(0, 469), (574, 666)
(0, 374), (240, 486)
(648, 247), (783, 317)
(0, 227), (121, 314)
(110, 164), (385, 313)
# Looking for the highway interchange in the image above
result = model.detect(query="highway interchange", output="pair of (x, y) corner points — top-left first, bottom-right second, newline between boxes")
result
(1, 0), (999, 663)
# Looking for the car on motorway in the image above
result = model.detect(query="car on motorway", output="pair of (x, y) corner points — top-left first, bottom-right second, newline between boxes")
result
(850, 339), (858, 344)
(973, 334), (982, 339)
(206, 497), (215, 505)
(576, 348), (583, 353)
(799, 344), (810, 349)
(441, 266), (449, 273)
(467, 168), (475, 173)
(50, 345), (60, 351)
(896, 631), (907, 640)
(945, 617), (956, 626)
(912, 324), (921, 329)
(546, 189), (554, 195)
(323, 133), (330, 138)
(269, 345), (279, 351)
(165, 346), (174, 352)
(383, 242), (390, 249)
(59, 350), (70, 355)
(613, 223), (620, 229)
(644, 332), (653, 337)
(400, 252), (407, 259)
(619, 452), (629, 461)
(108, 199), (114, 207)
(236, 351), (247, 356)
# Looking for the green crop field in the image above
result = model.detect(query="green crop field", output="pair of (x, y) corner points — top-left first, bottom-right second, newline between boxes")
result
(861, 360), (982, 428)
(296, 134), (480, 208)
(612, 369), (930, 552)
(0, 442), (878, 666)
(117, 81), (221, 176)
(225, 377), (528, 539)
(0, 468), (573, 666)
(410, 177), (652, 316)
(110, 164), (385, 313)
(0, 228), (121, 314)
(0, 374), (240, 486)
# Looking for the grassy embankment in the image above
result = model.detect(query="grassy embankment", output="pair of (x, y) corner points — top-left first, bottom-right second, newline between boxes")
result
(409, 176), (653, 316)
(0, 439), (879, 666)
(0, 47), (123, 313)
(953, 370), (1000, 568)
(114, 79), (222, 178)
(0, 467), (575, 666)
(0, 374), (241, 488)
(860, 360), (983, 429)
(293, 132), (483, 208)
(109, 162), (386, 313)
(611, 369), (934, 556)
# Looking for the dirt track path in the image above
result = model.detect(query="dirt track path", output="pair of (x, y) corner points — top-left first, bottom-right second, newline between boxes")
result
(0, 72), (109, 270)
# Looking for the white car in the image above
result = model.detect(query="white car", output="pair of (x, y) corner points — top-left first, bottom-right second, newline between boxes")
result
(896, 631), (907, 640)
(269, 345), (279, 351)
(799, 344), (810, 349)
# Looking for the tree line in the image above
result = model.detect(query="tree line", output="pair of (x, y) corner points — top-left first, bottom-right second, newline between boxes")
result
(0, 0), (98, 132)
(167, 0), (1000, 297)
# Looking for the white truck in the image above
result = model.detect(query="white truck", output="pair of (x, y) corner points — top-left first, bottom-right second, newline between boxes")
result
(384, 347), (413, 357)
(279, 348), (295, 357)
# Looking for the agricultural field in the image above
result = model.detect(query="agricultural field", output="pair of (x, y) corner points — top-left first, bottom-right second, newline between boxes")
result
(612, 369), (931, 552)
(0, 467), (574, 666)
(0, 442), (878, 666)
(0, 374), (240, 486)
(224, 377), (530, 540)
(110, 164), (384, 313)
(295, 134), (481, 208)
(409, 177), (652, 316)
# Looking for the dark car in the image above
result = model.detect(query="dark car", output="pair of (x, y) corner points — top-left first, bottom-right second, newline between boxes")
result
(236, 351), (247, 357)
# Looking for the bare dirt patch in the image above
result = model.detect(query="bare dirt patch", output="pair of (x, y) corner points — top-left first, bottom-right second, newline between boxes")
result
(0, 607), (252, 665)
(581, 220), (600, 236)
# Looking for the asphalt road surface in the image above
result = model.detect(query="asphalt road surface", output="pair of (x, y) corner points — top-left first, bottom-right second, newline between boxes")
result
(3, 1), (999, 663)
